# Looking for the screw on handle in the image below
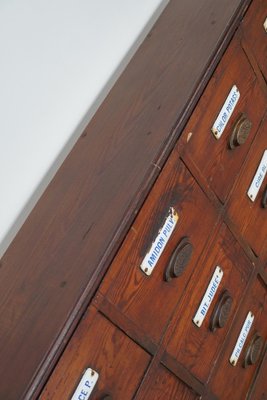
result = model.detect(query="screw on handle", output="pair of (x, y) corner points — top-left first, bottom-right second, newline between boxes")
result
(243, 333), (264, 368)
(164, 237), (193, 282)
(210, 290), (233, 332)
(229, 113), (252, 150)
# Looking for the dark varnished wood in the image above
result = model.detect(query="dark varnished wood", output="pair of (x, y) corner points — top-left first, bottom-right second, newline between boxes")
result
(95, 294), (159, 355)
(180, 34), (267, 204)
(99, 158), (218, 344)
(247, 348), (267, 399)
(40, 306), (150, 400)
(227, 114), (267, 261)
(241, 0), (267, 82)
(135, 364), (200, 400)
(0, 0), (252, 398)
(160, 353), (208, 398)
(163, 223), (253, 382)
(210, 276), (267, 399)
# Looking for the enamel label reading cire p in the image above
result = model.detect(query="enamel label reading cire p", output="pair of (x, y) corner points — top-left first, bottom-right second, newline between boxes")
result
(71, 368), (99, 400)
(140, 207), (179, 276)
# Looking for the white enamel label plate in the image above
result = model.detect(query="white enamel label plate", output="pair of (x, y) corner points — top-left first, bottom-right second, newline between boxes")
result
(193, 266), (223, 327)
(71, 368), (99, 400)
(211, 85), (240, 139)
(229, 311), (254, 366)
(140, 207), (179, 276)
(247, 150), (267, 202)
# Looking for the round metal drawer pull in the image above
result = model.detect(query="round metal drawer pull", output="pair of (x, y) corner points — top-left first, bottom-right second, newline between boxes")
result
(244, 333), (264, 368)
(164, 237), (193, 282)
(229, 113), (252, 150)
(101, 395), (113, 400)
(210, 290), (233, 332)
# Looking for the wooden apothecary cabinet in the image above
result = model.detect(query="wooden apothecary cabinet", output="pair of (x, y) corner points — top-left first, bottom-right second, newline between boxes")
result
(40, 1), (267, 398)
(0, 0), (266, 399)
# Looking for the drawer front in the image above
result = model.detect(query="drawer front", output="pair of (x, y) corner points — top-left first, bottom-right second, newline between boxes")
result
(180, 35), (266, 203)
(163, 223), (252, 382)
(242, 0), (267, 81)
(210, 277), (267, 400)
(135, 364), (200, 400)
(99, 155), (218, 344)
(248, 348), (267, 399)
(40, 307), (150, 400)
(227, 114), (267, 260)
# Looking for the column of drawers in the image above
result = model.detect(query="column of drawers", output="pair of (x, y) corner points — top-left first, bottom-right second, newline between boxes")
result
(40, 1), (267, 398)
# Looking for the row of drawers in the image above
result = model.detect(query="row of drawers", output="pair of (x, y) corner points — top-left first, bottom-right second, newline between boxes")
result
(41, 247), (266, 399)
(179, 34), (267, 262)
(41, 305), (200, 400)
(40, 1), (267, 399)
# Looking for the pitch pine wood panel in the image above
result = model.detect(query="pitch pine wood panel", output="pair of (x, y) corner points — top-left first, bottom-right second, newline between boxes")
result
(180, 35), (267, 204)
(135, 364), (200, 400)
(227, 114), (267, 261)
(241, 0), (267, 82)
(248, 349), (267, 399)
(0, 0), (251, 398)
(210, 277), (267, 400)
(99, 156), (218, 345)
(40, 307), (150, 400)
(163, 223), (253, 382)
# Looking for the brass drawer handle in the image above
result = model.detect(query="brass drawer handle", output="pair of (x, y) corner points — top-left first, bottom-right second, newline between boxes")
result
(229, 113), (252, 150)
(244, 333), (264, 368)
(210, 290), (233, 332)
(164, 237), (193, 282)
(262, 185), (267, 208)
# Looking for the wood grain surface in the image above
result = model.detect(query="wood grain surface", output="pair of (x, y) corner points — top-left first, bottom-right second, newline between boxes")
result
(180, 35), (266, 203)
(164, 223), (253, 382)
(135, 364), (200, 400)
(241, 0), (267, 82)
(99, 157), (218, 344)
(40, 306), (150, 400)
(227, 114), (267, 261)
(0, 0), (251, 398)
(210, 276), (267, 400)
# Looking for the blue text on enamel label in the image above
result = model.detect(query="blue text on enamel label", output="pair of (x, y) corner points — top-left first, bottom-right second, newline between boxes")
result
(193, 266), (223, 327)
(229, 312), (254, 366)
(140, 207), (179, 276)
(71, 368), (99, 400)
(247, 150), (267, 202)
(211, 85), (240, 139)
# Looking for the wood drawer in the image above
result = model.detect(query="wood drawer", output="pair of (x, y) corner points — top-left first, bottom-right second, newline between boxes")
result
(40, 307), (150, 400)
(99, 154), (218, 345)
(210, 276), (267, 400)
(241, 0), (267, 81)
(162, 223), (253, 383)
(180, 35), (266, 203)
(227, 114), (267, 261)
(248, 348), (267, 399)
(135, 364), (200, 400)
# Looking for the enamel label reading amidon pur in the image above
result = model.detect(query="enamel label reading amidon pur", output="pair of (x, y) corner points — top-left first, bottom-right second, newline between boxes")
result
(211, 85), (240, 139)
(140, 207), (179, 276)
